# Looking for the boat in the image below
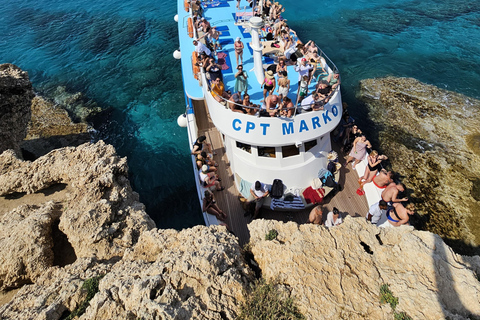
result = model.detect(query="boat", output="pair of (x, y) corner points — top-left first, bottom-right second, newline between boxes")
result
(175, 0), (369, 243)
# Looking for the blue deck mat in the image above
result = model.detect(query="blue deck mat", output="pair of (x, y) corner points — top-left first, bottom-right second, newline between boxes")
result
(219, 38), (234, 45)
(215, 26), (229, 31)
(218, 30), (231, 37)
(204, 1), (230, 8)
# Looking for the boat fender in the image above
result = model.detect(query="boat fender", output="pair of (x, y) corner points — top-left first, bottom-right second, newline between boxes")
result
(174, 14), (179, 22)
(177, 114), (187, 127)
(173, 49), (181, 59)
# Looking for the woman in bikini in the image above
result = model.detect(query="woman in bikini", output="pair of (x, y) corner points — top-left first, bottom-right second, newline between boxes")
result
(276, 58), (287, 75)
(262, 70), (276, 100)
(276, 70), (290, 98)
(359, 150), (388, 185)
(234, 37), (244, 66)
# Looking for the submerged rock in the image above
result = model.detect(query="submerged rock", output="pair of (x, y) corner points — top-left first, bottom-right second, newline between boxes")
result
(0, 64), (34, 156)
(358, 77), (480, 254)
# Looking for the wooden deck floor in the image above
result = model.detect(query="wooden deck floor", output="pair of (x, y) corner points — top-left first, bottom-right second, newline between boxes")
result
(193, 100), (369, 247)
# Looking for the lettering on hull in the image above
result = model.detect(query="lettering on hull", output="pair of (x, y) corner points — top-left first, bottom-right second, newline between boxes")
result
(233, 105), (339, 136)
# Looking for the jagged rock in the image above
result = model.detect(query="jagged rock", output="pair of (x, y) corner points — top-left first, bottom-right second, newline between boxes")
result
(0, 202), (59, 290)
(0, 64), (34, 156)
(357, 77), (480, 253)
(248, 218), (480, 320)
(51, 86), (102, 122)
(0, 226), (252, 320)
(0, 141), (155, 284)
(21, 95), (91, 158)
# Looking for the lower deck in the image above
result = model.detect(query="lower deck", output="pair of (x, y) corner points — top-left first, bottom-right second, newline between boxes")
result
(193, 99), (368, 247)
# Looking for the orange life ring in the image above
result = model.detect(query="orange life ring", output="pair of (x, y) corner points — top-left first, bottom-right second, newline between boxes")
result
(192, 51), (200, 80)
(187, 17), (194, 38)
(184, 0), (189, 12)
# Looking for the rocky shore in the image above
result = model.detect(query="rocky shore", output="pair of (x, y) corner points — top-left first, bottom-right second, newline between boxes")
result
(358, 77), (480, 255)
(1, 65), (480, 319)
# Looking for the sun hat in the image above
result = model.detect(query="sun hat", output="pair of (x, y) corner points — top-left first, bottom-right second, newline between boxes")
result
(265, 70), (274, 78)
(201, 165), (209, 173)
(236, 37), (241, 41)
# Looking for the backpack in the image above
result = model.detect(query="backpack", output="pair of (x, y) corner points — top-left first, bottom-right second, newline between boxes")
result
(271, 179), (284, 199)
(327, 161), (336, 175)
(325, 175), (336, 188)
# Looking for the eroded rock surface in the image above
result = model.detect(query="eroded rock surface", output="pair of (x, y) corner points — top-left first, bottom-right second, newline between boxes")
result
(0, 141), (155, 291)
(0, 64), (34, 155)
(358, 77), (480, 253)
(249, 218), (480, 320)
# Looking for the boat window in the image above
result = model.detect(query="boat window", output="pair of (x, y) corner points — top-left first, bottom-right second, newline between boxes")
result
(282, 145), (300, 158)
(236, 141), (251, 153)
(304, 139), (317, 152)
(258, 146), (276, 158)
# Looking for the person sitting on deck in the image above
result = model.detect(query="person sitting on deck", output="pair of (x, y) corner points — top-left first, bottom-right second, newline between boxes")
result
(300, 93), (323, 113)
(193, 39), (211, 57)
(242, 94), (257, 115)
(366, 200), (388, 224)
(381, 182), (408, 206)
(211, 77), (230, 104)
(196, 151), (217, 172)
(228, 92), (246, 113)
(344, 134), (372, 170)
(202, 189), (227, 221)
(325, 207), (343, 227)
(199, 165), (224, 191)
(316, 80), (332, 103)
(191, 135), (214, 156)
(372, 169), (394, 189)
(248, 180), (269, 220)
(308, 205), (323, 225)
(325, 72), (341, 89)
(359, 150), (388, 186)
(378, 203), (415, 228)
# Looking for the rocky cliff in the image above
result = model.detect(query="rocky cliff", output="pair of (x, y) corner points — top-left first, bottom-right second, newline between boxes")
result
(358, 77), (480, 254)
(0, 64), (34, 156)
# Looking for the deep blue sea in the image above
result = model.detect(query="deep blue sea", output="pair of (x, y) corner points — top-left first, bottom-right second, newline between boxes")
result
(1, 0), (479, 230)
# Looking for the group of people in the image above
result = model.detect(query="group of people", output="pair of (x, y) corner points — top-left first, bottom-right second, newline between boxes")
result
(191, 0), (341, 118)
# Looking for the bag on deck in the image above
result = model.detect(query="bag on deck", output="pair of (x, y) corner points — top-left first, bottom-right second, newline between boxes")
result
(271, 179), (284, 199)
(327, 161), (336, 175)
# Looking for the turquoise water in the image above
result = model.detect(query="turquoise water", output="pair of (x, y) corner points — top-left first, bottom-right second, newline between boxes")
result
(0, 0), (479, 229)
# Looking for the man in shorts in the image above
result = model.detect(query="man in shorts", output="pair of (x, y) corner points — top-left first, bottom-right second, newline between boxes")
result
(249, 181), (269, 219)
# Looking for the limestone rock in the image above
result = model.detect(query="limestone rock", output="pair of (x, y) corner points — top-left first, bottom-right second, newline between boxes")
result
(0, 141), (155, 271)
(21, 95), (91, 158)
(0, 64), (34, 155)
(358, 77), (480, 253)
(248, 218), (480, 320)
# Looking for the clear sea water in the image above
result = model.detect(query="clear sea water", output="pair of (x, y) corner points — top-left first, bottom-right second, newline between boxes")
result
(1, 0), (479, 230)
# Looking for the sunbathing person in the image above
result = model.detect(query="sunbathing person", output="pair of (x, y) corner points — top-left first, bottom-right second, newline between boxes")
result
(316, 81), (332, 102)
(202, 189), (227, 221)
(372, 169), (394, 189)
(211, 77), (230, 103)
(378, 203), (415, 228)
(262, 70), (276, 100)
(381, 182), (408, 206)
(308, 205), (323, 225)
(326, 72), (341, 89)
(360, 150), (388, 184)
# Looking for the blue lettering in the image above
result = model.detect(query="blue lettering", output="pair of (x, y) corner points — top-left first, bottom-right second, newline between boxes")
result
(282, 122), (294, 135)
(232, 119), (241, 131)
(312, 116), (321, 129)
(299, 120), (309, 132)
(246, 121), (255, 133)
(332, 105), (339, 117)
(322, 110), (332, 124)
(260, 123), (270, 135)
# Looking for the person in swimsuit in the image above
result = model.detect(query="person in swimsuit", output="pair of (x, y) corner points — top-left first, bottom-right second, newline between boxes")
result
(378, 203), (415, 227)
(262, 70), (276, 100)
(381, 182), (408, 206)
(202, 189), (227, 221)
(276, 59), (287, 75)
(344, 134), (371, 170)
(264, 94), (279, 117)
(308, 205), (323, 225)
(234, 37), (244, 66)
(372, 169), (394, 189)
(276, 70), (290, 98)
(360, 150), (388, 184)
(279, 96), (294, 117)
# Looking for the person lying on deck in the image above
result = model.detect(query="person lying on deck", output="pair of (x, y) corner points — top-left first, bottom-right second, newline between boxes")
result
(381, 182), (408, 206)
(372, 169), (394, 189)
(378, 203), (415, 228)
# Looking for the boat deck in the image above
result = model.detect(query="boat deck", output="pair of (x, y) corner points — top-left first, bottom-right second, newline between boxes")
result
(194, 100), (368, 246)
